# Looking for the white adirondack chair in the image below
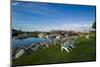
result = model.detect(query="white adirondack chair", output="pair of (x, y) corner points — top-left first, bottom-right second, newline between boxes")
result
(86, 34), (89, 39)
(61, 42), (71, 52)
(69, 41), (75, 48)
(61, 40), (76, 52)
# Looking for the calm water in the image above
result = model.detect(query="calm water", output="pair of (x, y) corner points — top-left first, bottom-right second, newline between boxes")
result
(12, 37), (50, 48)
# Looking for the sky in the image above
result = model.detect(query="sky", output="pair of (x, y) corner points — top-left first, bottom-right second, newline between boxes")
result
(12, 1), (96, 32)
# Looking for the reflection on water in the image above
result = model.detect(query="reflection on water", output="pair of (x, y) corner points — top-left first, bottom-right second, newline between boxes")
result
(12, 37), (49, 48)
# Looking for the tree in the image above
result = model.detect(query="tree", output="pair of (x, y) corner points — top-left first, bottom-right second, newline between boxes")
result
(92, 21), (96, 30)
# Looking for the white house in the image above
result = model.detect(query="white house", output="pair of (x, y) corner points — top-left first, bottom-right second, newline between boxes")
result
(39, 33), (46, 38)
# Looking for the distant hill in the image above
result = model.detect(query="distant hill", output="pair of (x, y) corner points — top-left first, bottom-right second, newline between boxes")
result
(12, 29), (21, 37)
(12, 29), (20, 32)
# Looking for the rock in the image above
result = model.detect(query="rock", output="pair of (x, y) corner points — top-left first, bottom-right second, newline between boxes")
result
(15, 49), (25, 59)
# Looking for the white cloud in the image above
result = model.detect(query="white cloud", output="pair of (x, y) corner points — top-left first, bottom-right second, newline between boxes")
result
(25, 23), (93, 32)
(12, 2), (18, 6)
(13, 20), (93, 32)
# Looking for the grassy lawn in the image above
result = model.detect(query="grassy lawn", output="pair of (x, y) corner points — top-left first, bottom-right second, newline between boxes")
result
(12, 32), (96, 66)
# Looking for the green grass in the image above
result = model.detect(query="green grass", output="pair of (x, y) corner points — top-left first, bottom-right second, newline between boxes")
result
(12, 32), (96, 66)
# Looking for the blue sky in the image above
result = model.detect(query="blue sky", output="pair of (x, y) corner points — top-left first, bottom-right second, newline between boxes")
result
(12, 1), (96, 32)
